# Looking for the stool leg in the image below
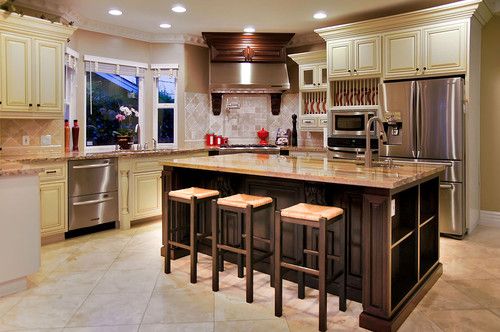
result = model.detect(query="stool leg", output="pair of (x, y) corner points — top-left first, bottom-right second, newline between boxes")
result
(297, 224), (306, 299)
(237, 212), (244, 278)
(165, 198), (172, 274)
(318, 218), (328, 332)
(269, 200), (275, 288)
(211, 199), (219, 292)
(245, 205), (254, 303)
(190, 197), (198, 284)
(339, 215), (347, 312)
(274, 211), (282, 317)
(218, 208), (224, 272)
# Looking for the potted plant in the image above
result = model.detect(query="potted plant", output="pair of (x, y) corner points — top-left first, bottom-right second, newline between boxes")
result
(114, 106), (138, 150)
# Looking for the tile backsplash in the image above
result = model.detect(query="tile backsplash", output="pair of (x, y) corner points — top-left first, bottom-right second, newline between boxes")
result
(184, 92), (324, 147)
(0, 119), (63, 155)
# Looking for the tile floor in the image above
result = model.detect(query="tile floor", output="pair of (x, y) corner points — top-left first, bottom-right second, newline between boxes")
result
(1, 221), (500, 331)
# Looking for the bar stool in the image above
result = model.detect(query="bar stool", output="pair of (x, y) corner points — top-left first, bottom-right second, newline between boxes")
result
(165, 187), (220, 283)
(211, 194), (275, 303)
(274, 203), (347, 332)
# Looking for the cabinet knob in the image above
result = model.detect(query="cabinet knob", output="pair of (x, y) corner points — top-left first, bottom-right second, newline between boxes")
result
(37, 104), (41, 107)
(29, 103), (33, 107)
(0, 101), (2, 105)
(423, 67), (427, 70)
(353, 69), (357, 73)
(416, 68), (419, 71)
(347, 70), (351, 73)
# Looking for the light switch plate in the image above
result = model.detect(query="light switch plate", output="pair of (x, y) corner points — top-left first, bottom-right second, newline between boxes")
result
(391, 199), (396, 217)
(22, 135), (30, 146)
(41, 135), (52, 146)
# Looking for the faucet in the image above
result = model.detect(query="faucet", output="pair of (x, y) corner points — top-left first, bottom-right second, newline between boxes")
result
(143, 142), (149, 150)
(152, 138), (157, 150)
(365, 116), (388, 168)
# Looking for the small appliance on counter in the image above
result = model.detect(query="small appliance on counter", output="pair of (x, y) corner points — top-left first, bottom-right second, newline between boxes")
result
(275, 128), (289, 146)
(257, 128), (269, 145)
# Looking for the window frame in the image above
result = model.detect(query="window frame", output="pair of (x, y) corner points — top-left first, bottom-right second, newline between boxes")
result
(152, 65), (179, 148)
(83, 57), (146, 153)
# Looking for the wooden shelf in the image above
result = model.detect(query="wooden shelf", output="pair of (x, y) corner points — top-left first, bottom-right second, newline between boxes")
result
(391, 231), (418, 310)
(391, 229), (415, 249)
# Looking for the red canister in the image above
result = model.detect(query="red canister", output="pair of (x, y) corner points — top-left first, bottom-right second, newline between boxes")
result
(216, 135), (222, 146)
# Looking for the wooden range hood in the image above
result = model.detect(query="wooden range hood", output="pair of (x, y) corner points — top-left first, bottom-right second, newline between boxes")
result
(202, 32), (295, 115)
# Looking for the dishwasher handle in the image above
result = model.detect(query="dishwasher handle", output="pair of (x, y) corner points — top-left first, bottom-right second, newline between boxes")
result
(72, 197), (114, 206)
(72, 162), (111, 169)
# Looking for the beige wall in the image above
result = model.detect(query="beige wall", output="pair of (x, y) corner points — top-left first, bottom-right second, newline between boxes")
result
(480, 16), (500, 212)
(184, 44), (209, 93)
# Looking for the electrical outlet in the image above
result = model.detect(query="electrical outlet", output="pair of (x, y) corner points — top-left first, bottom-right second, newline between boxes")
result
(22, 135), (30, 146)
(391, 199), (396, 217)
(41, 135), (52, 146)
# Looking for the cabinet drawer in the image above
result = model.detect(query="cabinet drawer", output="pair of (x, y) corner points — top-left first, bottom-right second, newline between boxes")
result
(300, 118), (317, 128)
(319, 118), (328, 127)
(133, 159), (162, 173)
(38, 163), (66, 182)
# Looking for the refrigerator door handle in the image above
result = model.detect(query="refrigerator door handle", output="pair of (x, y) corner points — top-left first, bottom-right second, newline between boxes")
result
(415, 81), (421, 158)
(410, 81), (417, 159)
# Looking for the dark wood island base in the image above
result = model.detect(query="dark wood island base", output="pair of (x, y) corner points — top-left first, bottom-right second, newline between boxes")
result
(160, 154), (445, 332)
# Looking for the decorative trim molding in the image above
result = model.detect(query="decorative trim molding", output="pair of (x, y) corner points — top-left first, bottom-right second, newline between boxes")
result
(315, 0), (487, 40)
(288, 50), (326, 65)
(83, 55), (148, 69)
(16, 0), (207, 47)
(480, 210), (500, 227)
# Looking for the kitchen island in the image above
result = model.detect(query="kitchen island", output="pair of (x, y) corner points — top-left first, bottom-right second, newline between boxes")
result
(161, 154), (444, 331)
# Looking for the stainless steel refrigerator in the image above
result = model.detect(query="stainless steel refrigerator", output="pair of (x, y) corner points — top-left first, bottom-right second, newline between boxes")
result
(379, 77), (465, 238)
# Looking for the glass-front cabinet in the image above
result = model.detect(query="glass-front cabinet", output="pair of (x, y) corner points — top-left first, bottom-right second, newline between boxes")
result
(299, 64), (327, 90)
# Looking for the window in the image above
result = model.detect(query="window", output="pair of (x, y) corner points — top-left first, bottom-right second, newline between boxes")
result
(86, 72), (140, 147)
(84, 56), (146, 151)
(153, 65), (178, 147)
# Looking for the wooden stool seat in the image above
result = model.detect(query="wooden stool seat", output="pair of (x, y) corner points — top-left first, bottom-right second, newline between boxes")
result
(281, 203), (344, 222)
(217, 194), (273, 209)
(169, 187), (220, 200)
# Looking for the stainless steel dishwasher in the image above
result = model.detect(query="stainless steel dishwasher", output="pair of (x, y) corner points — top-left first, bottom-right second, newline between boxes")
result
(68, 158), (118, 231)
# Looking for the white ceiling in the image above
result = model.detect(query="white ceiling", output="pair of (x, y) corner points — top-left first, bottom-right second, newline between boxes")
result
(19, 0), (460, 39)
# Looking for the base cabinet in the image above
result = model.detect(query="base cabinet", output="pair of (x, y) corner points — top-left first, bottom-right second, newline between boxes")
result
(132, 171), (162, 220)
(40, 181), (66, 237)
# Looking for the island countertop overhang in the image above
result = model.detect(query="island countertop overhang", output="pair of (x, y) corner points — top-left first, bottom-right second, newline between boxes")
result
(160, 153), (445, 189)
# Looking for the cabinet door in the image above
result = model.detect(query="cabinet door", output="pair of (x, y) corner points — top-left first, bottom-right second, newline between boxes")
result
(40, 181), (66, 236)
(353, 36), (381, 76)
(328, 41), (352, 78)
(299, 65), (317, 90)
(317, 64), (328, 88)
(0, 33), (32, 111)
(384, 30), (421, 78)
(422, 22), (466, 75)
(34, 39), (63, 113)
(132, 171), (162, 219)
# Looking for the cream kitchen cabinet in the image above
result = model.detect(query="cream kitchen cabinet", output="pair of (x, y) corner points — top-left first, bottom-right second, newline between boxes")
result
(131, 171), (162, 220)
(299, 64), (327, 90)
(37, 162), (68, 241)
(384, 22), (467, 78)
(328, 36), (381, 78)
(40, 181), (66, 237)
(0, 10), (75, 119)
(0, 33), (32, 112)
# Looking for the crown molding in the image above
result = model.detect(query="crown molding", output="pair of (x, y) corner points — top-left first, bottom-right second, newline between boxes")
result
(15, 0), (207, 47)
(288, 50), (326, 65)
(316, 0), (485, 40)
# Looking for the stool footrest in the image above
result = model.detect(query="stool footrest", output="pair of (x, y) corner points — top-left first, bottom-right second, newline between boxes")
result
(217, 243), (246, 255)
(281, 262), (320, 277)
(303, 249), (341, 262)
(241, 234), (271, 244)
(168, 240), (191, 251)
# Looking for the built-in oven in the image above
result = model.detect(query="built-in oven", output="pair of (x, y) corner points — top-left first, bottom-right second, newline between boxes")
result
(327, 109), (378, 159)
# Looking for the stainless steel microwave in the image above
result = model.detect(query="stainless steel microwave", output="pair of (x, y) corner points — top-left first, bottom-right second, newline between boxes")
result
(330, 109), (376, 136)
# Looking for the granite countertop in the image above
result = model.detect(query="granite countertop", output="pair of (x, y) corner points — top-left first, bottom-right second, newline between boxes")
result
(161, 153), (445, 189)
(1, 148), (206, 163)
(0, 161), (45, 177)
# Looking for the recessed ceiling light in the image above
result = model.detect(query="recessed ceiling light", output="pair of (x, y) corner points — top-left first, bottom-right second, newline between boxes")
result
(172, 5), (187, 13)
(108, 9), (123, 16)
(243, 26), (255, 33)
(159, 23), (172, 29)
(313, 11), (327, 19)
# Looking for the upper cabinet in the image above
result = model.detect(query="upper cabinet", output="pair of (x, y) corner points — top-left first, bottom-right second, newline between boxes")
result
(0, 33), (32, 112)
(384, 22), (467, 78)
(422, 22), (467, 75)
(299, 64), (327, 90)
(328, 36), (381, 79)
(0, 10), (75, 119)
(384, 30), (421, 78)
